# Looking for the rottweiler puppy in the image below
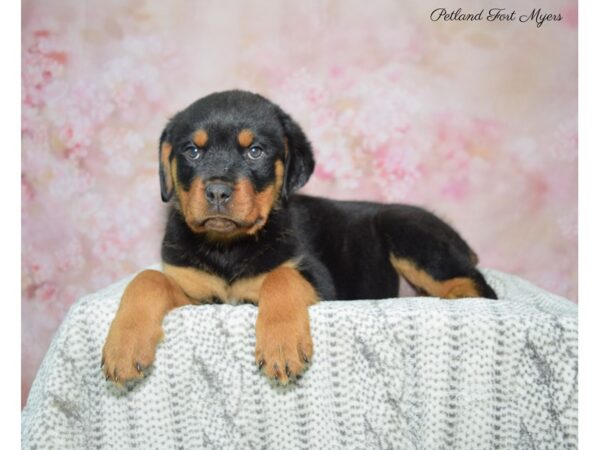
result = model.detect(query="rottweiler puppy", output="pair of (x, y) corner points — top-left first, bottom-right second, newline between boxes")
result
(101, 90), (496, 386)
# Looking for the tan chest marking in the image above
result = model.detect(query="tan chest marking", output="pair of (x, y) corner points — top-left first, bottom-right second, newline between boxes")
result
(162, 261), (297, 305)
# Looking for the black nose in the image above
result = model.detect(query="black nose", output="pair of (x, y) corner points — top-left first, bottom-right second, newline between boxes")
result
(205, 182), (233, 206)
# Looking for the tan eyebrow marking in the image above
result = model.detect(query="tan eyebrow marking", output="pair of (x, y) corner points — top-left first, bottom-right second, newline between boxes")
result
(193, 129), (208, 147)
(238, 129), (254, 147)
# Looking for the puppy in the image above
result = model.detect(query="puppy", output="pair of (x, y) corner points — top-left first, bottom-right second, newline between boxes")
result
(101, 90), (496, 385)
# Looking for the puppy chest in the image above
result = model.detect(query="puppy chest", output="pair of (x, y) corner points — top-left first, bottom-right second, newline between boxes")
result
(163, 263), (266, 305)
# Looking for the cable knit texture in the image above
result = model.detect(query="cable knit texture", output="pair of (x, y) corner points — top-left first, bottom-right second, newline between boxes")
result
(22, 267), (577, 449)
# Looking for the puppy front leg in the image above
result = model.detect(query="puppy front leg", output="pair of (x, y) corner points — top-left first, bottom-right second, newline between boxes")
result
(102, 269), (191, 384)
(255, 266), (318, 385)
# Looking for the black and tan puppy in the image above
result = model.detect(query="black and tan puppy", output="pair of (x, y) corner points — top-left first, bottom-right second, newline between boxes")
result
(102, 90), (496, 386)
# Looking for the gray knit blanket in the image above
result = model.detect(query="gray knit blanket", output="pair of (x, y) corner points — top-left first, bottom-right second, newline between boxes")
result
(22, 268), (577, 449)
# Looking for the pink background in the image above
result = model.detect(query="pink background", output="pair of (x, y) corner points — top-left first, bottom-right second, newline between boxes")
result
(22, 0), (577, 405)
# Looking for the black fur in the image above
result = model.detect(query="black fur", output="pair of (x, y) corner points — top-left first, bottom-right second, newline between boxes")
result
(159, 90), (497, 301)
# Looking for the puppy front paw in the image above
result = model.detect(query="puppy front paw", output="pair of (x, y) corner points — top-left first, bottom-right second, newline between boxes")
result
(255, 317), (313, 385)
(101, 318), (164, 385)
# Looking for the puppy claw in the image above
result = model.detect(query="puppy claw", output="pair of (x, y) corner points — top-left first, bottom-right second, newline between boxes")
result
(102, 318), (163, 385)
(257, 360), (264, 370)
(255, 314), (313, 385)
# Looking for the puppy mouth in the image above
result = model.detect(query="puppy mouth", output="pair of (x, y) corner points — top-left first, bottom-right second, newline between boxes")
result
(199, 216), (260, 233)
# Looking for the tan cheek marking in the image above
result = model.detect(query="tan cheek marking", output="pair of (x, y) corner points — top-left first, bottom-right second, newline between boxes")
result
(238, 129), (254, 147)
(204, 179), (258, 241)
(208, 160), (286, 239)
(256, 160), (284, 213)
(193, 129), (208, 147)
(163, 264), (227, 303)
(173, 162), (189, 217)
(230, 178), (257, 219)
(236, 160), (285, 235)
(389, 256), (479, 299)
(174, 164), (208, 233)
(256, 160), (285, 218)
(160, 143), (173, 193)
(254, 185), (275, 216)
(246, 187), (277, 235)
(186, 178), (207, 225)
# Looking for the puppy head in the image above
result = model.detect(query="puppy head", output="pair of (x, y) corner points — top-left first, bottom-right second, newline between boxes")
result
(159, 90), (314, 239)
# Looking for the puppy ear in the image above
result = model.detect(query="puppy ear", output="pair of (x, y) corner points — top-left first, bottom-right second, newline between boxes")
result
(159, 127), (174, 202)
(278, 109), (315, 201)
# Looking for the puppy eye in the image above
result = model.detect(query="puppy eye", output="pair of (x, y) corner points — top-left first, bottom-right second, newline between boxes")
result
(184, 145), (200, 160)
(246, 146), (264, 160)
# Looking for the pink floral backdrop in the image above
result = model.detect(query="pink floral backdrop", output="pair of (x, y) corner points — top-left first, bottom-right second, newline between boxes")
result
(21, 0), (577, 405)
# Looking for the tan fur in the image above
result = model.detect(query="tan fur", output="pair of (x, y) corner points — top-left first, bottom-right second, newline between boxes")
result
(275, 160), (284, 190)
(104, 257), (314, 386)
(163, 264), (227, 302)
(103, 260), (301, 385)
(162, 263), (283, 305)
(102, 269), (191, 384)
(160, 142), (173, 196)
(174, 163), (208, 233)
(174, 160), (285, 238)
(255, 264), (318, 384)
(390, 256), (480, 299)
(171, 154), (179, 190)
(237, 129), (254, 147)
(192, 129), (208, 147)
(242, 160), (285, 235)
(229, 274), (268, 304)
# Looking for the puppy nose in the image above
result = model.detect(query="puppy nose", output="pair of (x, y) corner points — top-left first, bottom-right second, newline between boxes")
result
(205, 182), (233, 206)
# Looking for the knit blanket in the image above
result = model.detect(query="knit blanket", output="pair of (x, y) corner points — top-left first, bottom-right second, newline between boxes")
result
(22, 268), (577, 449)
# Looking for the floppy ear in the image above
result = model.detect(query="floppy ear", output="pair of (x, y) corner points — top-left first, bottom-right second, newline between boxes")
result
(159, 127), (174, 202)
(278, 109), (315, 201)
